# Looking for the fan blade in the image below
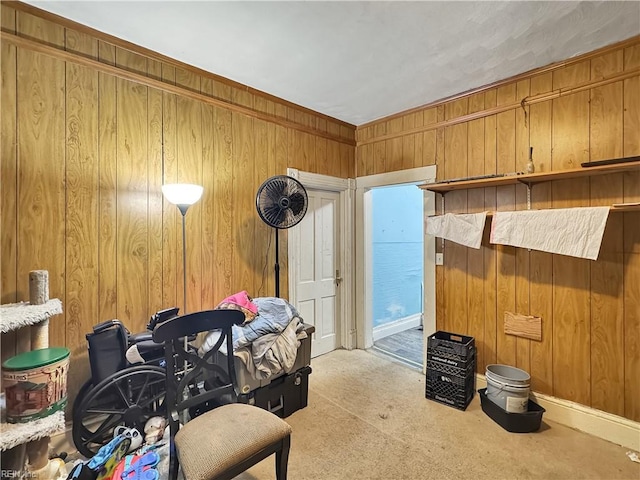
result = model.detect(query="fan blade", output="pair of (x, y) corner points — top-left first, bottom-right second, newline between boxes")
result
(261, 203), (286, 226)
(289, 192), (306, 216)
(264, 178), (287, 204)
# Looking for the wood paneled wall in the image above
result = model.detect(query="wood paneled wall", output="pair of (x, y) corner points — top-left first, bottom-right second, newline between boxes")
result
(356, 37), (640, 421)
(0, 4), (355, 401)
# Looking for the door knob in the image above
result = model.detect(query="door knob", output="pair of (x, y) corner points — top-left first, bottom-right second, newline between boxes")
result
(335, 270), (343, 287)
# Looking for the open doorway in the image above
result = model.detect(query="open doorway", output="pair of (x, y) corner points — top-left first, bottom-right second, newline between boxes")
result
(355, 165), (436, 373)
(370, 184), (424, 368)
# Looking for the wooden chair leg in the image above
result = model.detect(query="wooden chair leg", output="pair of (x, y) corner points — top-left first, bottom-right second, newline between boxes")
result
(275, 435), (291, 480)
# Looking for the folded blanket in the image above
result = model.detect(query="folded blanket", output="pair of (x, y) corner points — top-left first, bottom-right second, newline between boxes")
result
(199, 297), (306, 380)
(234, 319), (308, 380)
(232, 297), (302, 349)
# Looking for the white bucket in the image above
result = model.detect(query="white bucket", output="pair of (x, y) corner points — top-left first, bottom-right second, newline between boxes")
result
(485, 364), (530, 413)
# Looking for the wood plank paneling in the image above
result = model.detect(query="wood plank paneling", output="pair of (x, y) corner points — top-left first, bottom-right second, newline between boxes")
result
(624, 231), (640, 422)
(116, 50), (149, 333)
(401, 114), (415, 170)
(16, 13), (66, 350)
(253, 117), (271, 297)
(589, 53), (625, 416)
(623, 45), (640, 204)
(622, 45), (640, 422)
(443, 191), (467, 335)
(372, 122), (386, 176)
(528, 72), (553, 395)
(482, 91), (497, 371)
(212, 104), (234, 303)
(65, 30), (98, 399)
(1, 4), (18, 366)
(550, 63), (592, 406)
(444, 98), (468, 180)
(514, 79), (531, 374)
(175, 68), (203, 314)
(147, 67), (164, 315)
(466, 98), (485, 369)
(442, 98), (469, 336)
(97, 41), (118, 324)
(495, 84), (517, 368)
(384, 117), (403, 173)
(316, 129), (329, 176)
(232, 112), (255, 293)
(200, 80), (216, 307)
(161, 69), (179, 312)
(421, 108), (437, 167)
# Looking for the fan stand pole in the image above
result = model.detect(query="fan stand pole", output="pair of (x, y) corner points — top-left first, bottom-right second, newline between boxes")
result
(274, 229), (280, 298)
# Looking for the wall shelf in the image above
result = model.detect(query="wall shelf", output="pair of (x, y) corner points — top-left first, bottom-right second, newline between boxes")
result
(479, 203), (640, 217)
(419, 158), (640, 193)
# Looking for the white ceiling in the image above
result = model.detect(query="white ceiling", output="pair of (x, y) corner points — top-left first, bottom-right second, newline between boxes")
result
(26, 1), (640, 125)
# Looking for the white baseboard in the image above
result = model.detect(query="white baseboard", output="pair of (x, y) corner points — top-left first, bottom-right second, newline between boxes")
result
(476, 374), (640, 451)
(372, 313), (422, 341)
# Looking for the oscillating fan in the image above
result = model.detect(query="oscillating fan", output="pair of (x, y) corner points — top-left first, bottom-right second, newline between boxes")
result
(256, 175), (308, 297)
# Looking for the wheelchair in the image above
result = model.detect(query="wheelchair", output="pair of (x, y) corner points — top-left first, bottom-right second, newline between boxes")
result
(72, 307), (181, 458)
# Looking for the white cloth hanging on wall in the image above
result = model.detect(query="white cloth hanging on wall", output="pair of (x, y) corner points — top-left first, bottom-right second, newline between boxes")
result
(426, 212), (488, 249)
(490, 207), (610, 260)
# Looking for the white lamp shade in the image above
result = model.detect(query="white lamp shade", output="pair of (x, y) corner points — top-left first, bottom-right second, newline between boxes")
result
(162, 183), (204, 206)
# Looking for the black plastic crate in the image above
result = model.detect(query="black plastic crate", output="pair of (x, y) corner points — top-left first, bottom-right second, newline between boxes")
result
(427, 331), (475, 366)
(426, 352), (475, 378)
(426, 331), (475, 411)
(426, 369), (475, 410)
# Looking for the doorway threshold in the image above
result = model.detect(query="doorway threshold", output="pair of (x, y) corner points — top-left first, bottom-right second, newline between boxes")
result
(369, 345), (422, 371)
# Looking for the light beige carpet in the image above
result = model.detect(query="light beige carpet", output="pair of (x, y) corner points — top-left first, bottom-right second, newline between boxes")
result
(236, 349), (639, 480)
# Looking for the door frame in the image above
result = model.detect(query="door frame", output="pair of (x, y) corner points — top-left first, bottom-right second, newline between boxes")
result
(287, 168), (355, 351)
(355, 166), (437, 370)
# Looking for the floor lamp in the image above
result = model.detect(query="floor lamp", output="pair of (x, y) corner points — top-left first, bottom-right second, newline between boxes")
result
(162, 183), (204, 316)
(161, 183), (204, 396)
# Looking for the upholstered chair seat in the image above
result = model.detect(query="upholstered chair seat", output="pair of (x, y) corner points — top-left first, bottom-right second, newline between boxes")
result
(175, 403), (292, 480)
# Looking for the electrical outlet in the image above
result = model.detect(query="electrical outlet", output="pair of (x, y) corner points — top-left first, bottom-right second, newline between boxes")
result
(436, 253), (444, 265)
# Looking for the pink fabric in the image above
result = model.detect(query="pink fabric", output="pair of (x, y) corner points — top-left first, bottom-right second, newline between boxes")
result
(219, 291), (258, 315)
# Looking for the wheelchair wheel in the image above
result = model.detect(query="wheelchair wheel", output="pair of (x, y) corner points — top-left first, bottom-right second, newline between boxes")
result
(72, 365), (166, 458)
(72, 378), (94, 422)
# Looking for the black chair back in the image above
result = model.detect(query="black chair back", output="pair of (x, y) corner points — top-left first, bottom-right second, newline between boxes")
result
(152, 309), (245, 477)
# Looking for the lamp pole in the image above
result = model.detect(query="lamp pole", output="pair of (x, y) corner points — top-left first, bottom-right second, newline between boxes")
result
(161, 183), (204, 316)
(178, 204), (189, 316)
(162, 184), (203, 423)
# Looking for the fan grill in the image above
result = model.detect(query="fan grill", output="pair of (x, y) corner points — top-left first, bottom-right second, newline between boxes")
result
(256, 175), (308, 229)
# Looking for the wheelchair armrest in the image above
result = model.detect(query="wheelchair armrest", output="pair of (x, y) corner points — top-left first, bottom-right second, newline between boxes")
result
(92, 319), (128, 335)
(129, 331), (154, 344)
(147, 307), (180, 331)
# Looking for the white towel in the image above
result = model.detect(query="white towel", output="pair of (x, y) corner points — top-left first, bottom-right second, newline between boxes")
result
(426, 212), (487, 249)
(490, 207), (610, 260)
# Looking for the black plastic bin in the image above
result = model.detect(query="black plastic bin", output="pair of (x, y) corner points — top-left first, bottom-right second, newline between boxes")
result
(479, 388), (545, 433)
(245, 365), (312, 418)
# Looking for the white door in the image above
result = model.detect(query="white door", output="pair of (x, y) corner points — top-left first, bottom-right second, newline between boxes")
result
(295, 190), (340, 357)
